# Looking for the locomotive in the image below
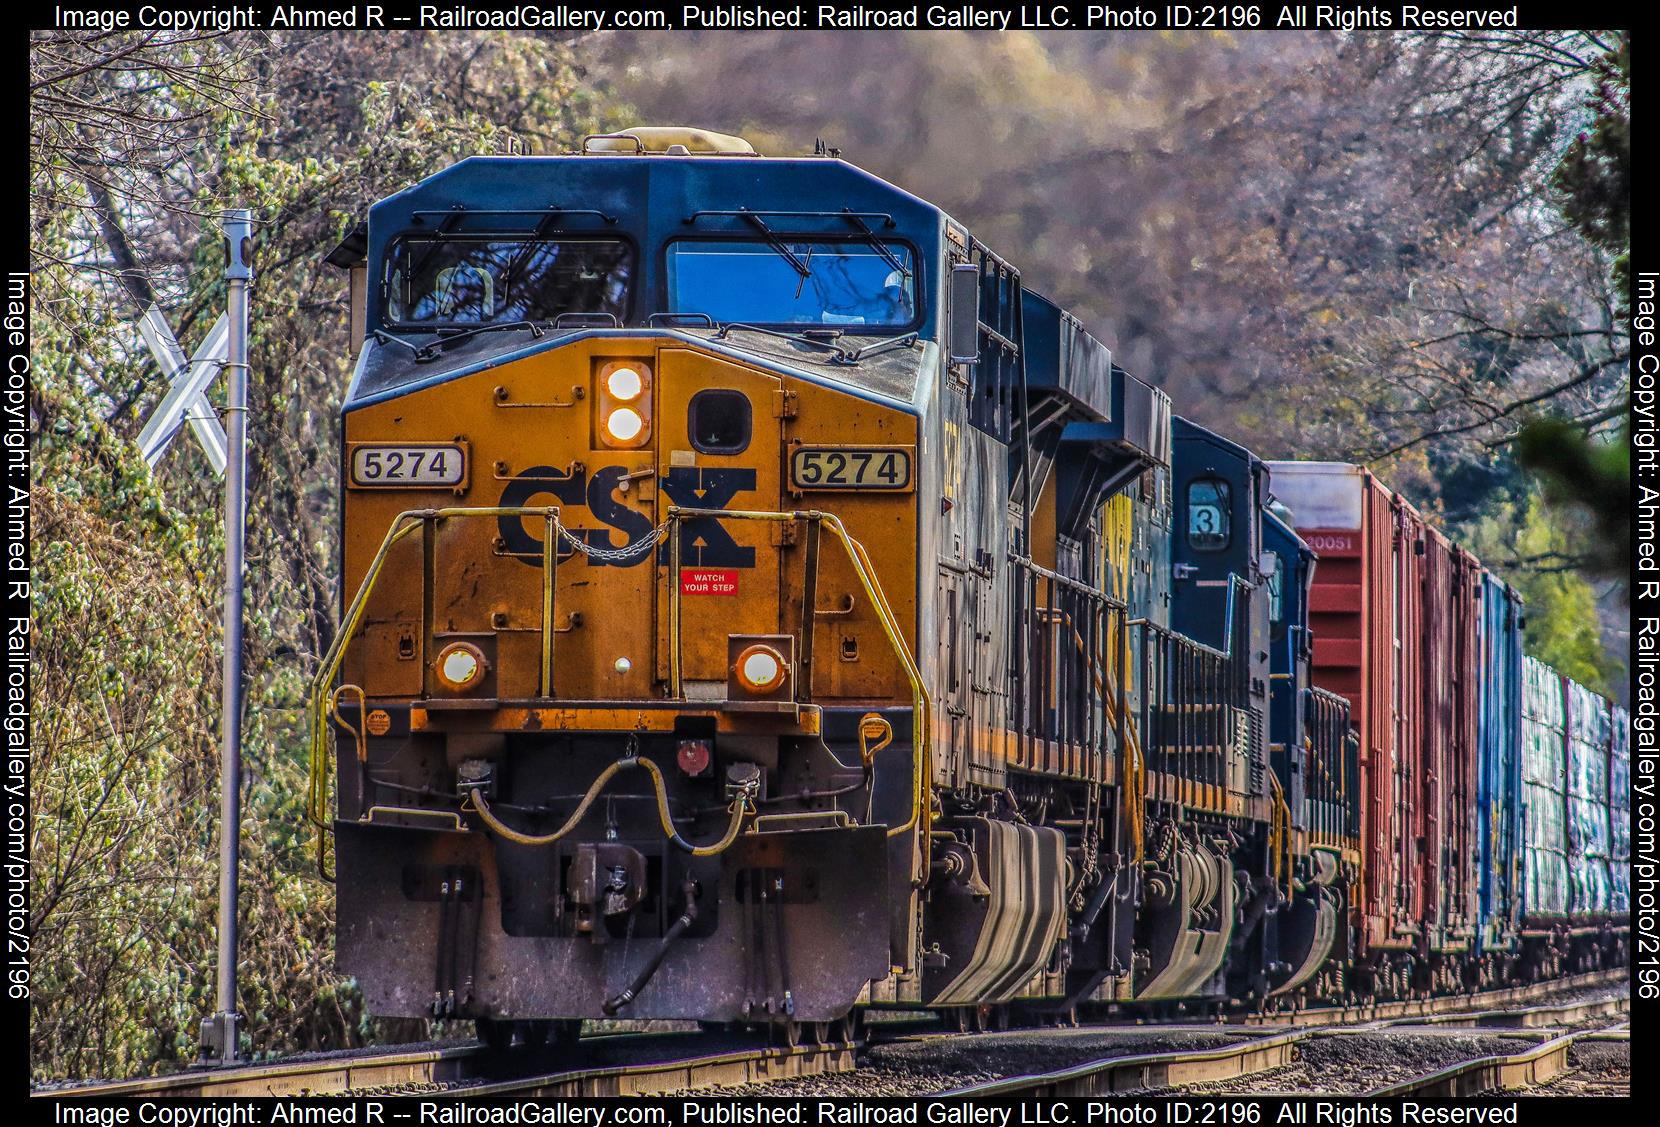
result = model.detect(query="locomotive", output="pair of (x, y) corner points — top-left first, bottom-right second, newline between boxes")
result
(313, 127), (1629, 1048)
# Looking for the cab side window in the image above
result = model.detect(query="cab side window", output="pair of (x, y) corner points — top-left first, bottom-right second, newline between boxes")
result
(1264, 550), (1284, 626)
(1187, 478), (1231, 551)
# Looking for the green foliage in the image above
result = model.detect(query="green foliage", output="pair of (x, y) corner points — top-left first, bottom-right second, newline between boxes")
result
(1514, 32), (1630, 585)
(29, 31), (615, 1081)
(1514, 413), (1630, 579)
(1459, 494), (1619, 693)
(1553, 33), (1630, 313)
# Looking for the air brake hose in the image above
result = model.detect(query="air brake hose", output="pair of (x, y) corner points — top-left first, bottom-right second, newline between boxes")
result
(465, 755), (754, 857)
(603, 880), (701, 1015)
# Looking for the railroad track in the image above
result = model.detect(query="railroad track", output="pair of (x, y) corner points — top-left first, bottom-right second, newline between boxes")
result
(1231, 967), (1627, 1027)
(1365, 1025), (1629, 1096)
(36, 970), (1627, 1099)
(34, 1035), (856, 1100)
(940, 1031), (1310, 1097)
(941, 974), (1629, 1099)
(448, 1041), (858, 1098)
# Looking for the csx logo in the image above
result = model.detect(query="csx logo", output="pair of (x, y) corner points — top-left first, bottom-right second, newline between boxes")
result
(497, 465), (757, 568)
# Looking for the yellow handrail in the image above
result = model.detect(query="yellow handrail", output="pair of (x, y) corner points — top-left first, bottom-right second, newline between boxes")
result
(664, 506), (932, 854)
(1267, 769), (1294, 901)
(1049, 601), (1146, 865)
(307, 503), (932, 877)
(306, 505), (562, 876)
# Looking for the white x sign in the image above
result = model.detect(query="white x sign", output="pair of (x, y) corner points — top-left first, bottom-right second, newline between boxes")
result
(135, 304), (230, 476)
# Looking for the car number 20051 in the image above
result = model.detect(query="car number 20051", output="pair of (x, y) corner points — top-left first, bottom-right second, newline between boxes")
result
(791, 446), (913, 491)
(349, 443), (467, 488)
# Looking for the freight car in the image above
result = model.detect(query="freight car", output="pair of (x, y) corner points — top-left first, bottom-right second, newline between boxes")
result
(1267, 463), (1629, 995)
(310, 128), (1626, 1046)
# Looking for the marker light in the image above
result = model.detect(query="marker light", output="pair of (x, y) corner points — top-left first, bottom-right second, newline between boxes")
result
(435, 642), (485, 691)
(605, 407), (644, 443)
(734, 644), (787, 694)
(606, 366), (645, 401)
(614, 656), (633, 674)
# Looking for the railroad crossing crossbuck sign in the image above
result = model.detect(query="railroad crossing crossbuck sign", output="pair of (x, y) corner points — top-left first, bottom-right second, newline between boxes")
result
(134, 303), (230, 475)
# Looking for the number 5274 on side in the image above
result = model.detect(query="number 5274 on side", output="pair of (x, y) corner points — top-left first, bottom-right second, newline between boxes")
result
(790, 445), (914, 492)
(348, 442), (469, 489)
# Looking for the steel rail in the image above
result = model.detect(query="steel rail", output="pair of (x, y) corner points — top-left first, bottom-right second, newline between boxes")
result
(1364, 1023), (1630, 1097)
(937, 971), (1628, 1098)
(939, 1032), (1310, 1097)
(37, 972), (1627, 1097)
(1230, 967), (1627, 1027)
(1364, 992), (1629, 1029)
(35, 1035), (858, 1100)
(445, 1040), (858, 1097)
(34, 1042), (486, 1099)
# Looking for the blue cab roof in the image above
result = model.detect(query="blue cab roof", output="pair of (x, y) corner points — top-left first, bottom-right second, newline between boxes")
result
(364, 154), (946, 337)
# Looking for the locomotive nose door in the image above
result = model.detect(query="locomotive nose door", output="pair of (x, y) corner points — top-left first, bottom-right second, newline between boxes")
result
(654, 349), (785, 691)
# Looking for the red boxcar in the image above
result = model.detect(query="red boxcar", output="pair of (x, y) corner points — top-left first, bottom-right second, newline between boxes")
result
(1419, 532), (1482, 964)
(1267, 463), (1426, 961)
(1271, 461), (1494, 993)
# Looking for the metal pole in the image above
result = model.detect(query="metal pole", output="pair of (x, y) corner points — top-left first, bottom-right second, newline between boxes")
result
(202, 210), (252, 1065)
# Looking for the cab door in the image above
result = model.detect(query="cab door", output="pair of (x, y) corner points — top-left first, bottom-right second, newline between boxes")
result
(653, 347), (785, 690)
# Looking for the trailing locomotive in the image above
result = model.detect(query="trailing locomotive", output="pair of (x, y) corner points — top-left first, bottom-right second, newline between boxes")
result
(312, 127), (1628, 1047)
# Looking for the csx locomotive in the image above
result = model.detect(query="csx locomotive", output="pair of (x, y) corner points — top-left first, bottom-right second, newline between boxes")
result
(314, 128), (1629, 1048)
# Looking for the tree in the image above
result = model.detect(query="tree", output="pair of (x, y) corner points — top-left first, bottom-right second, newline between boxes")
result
(1514, 32), (1629, 583)
(29, 29), (617, 1079)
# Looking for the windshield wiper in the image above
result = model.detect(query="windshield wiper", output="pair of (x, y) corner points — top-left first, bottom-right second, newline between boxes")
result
(841, 209), (911, 281)
(713, 322), (847, 357)
(372, 328), (435, 360)
(739, 212), (812, 280)
(834, 331), (920, 365)
(376, 320), (548, 363)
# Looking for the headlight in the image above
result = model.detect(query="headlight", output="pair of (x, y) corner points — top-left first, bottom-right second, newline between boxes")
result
(606, 366), (645, 401)
(597, 360), (652, 447)
(734, 644), (787, 694)
(605, 407), (645, 443)
(435, 642), (486, 691)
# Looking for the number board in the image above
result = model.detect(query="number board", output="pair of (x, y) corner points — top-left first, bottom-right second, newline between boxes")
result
(348, 442), (468, 489)
(790, 445), (913, 492)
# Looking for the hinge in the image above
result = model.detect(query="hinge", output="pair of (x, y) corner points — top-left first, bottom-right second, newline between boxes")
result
(771, 522), (799, 548)
(774, 389), (799, 418)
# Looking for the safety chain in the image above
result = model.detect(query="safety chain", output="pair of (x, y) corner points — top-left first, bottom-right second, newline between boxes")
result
(554, 518), (673, 564)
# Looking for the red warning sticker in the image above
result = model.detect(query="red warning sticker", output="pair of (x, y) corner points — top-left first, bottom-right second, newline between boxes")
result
(680, 568), (740, 596)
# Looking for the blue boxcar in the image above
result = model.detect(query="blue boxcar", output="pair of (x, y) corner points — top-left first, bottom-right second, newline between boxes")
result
(1474, 574), (1523, 952)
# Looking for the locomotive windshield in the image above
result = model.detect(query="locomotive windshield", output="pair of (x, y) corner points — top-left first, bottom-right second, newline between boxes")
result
(384, 237), (632, 326)
(665, 239), (916, 328)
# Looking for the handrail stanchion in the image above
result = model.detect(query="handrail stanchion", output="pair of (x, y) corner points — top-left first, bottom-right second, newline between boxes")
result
(800, 517), (820, 701)
(668, 508), (683, 699)
(540, 510), (556, 698)
(421, 514), (436, 697)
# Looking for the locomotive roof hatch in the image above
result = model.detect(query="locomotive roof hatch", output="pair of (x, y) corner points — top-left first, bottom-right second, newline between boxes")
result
(579, 126), (757, 155)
